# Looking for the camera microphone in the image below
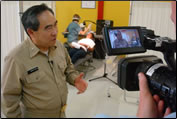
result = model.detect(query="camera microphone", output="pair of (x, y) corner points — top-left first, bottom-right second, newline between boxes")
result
(48, 60), (53, 65)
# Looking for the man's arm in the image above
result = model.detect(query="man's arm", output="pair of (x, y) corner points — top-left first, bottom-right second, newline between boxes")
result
(2, 56), (22, 118)
(71, 42), (81, 49)
(62, 44), (88, 94)
(79, 43), (94, 52)
(88, 47), (94, 52)
(62, 44), (80, 85)
(79, 23), (92, 35)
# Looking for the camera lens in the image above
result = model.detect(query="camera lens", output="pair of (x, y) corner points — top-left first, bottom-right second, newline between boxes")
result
(136, 62), (176, 112)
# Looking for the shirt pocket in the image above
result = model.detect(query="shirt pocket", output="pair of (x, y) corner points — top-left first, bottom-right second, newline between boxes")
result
(57, 61), (67, 74)
(25, 70), (45, 84)
(57, 60), (68, 80)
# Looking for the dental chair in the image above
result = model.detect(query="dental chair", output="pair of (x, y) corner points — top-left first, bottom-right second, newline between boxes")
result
(73, 51), (95, 78)
(63, 42), (95, 77)
(62, 32), (95, 77)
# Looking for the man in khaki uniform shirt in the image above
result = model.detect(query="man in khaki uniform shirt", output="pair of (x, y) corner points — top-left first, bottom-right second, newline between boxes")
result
(2, 4), (88, 118)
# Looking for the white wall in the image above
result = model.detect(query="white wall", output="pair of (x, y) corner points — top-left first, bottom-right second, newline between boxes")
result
(1, 1), (56, 75)
(20, 1), (55, 41)
(129, 1), (176, 64)
(1, 1), (21, 76)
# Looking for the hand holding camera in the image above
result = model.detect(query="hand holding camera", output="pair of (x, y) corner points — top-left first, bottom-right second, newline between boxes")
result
(137, 73), (172, 118)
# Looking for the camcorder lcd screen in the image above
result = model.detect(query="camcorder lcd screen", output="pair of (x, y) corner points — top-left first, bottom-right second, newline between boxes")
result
(103, 26), (146, 55)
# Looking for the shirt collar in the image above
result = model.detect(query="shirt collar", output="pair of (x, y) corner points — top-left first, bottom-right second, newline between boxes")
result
(27, 38), (57, 58)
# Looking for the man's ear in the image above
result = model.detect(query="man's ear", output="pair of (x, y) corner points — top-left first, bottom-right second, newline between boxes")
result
(27, 28), (34, 38)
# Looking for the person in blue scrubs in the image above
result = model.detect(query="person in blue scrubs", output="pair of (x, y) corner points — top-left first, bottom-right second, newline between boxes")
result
(66, 14), (91, 43)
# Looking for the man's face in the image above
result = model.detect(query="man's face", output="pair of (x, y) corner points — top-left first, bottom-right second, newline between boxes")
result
(117, 31), (122, 40)
(86, 33), (93, 39)
(29, 10), (58, 50)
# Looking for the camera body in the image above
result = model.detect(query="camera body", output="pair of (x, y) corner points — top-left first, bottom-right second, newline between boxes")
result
(118, 55), (176, 111)
(103, 26), (176, 112)
(118, 55), (163, 91)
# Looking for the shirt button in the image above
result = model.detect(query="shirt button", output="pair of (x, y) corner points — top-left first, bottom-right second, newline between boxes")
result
(32, 48), (34, 50)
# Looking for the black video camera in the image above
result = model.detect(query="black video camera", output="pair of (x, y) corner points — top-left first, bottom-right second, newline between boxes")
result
(103, 26), (176, 112)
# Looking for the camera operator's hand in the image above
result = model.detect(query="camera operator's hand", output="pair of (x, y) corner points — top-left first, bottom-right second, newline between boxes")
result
(137, 73), (171, 118)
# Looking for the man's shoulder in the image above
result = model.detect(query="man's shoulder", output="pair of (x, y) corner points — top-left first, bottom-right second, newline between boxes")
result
(55, 40), (65, 50)
(69, 22), (78, 27)
(71, 22), (80, 28)
(6, 40), (28, 59)
(55, 40), (63, 46)
(55, 40), (68, 56)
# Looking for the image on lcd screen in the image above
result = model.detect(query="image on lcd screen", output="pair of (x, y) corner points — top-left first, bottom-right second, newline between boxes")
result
(108, 29), (142, 49)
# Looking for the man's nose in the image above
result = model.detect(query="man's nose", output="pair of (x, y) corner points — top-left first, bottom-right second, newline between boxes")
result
(52, 28), (58, 36)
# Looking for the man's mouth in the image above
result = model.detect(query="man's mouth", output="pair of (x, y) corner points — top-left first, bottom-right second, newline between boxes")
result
(52, 38), (56, 41)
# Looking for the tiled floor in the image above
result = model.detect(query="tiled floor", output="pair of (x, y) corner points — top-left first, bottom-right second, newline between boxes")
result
(66, 57), (139, 118)
(1, 57), (140, 118)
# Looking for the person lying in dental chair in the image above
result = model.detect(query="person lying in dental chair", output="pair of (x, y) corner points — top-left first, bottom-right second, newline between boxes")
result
(69, 31), (95, 64)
